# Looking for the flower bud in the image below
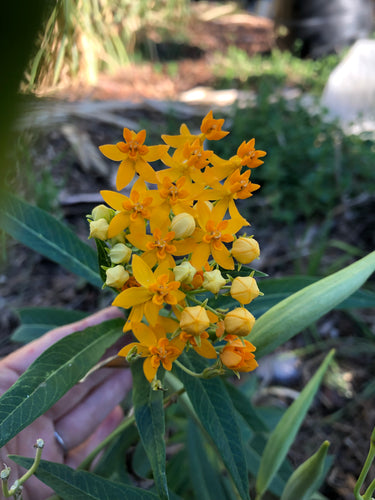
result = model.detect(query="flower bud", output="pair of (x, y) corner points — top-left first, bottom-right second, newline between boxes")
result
(109, 243), (132, 264)
(224, 307), (255, 336)
(105, 265), (129, 289)
(91, 204), (113, 222)
(230, 276), (260, 305)
(203, 269), (227, 294)
(180, 306), (210, 335)
(231, 237), (260, 264)
(89, 218), (109, 240)
(173, 261), (196, 284)
(170, 212), (196, 239)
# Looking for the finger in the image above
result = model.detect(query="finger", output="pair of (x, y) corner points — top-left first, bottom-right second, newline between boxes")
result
(4, 307), (124, 374)
(47, 367), (121, 421)
(55, 368), (131, 450)
(66, 405), (124, 469)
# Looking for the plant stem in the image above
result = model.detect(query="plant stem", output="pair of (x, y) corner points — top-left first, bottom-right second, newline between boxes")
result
(78, 412), (136, 470)
(354, 425), (375, 500)
(173, 359), (205, 378)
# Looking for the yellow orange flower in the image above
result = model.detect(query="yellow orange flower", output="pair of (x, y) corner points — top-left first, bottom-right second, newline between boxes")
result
(118, 322), (183, 382)
(211, 138), (266, 180)
(113, 255), (185, 328)
(99, 128), (168, 190)
(126, 226), (197, 269)
(190, 201), (246, 270)
(200, 110), (229, 141)
(179, 330), (217, 359)
(224, 307), (255, 336)
(230, 276), (260, 305)
(220, 335), (258, 372)
(180, 306), (210, 336)
(101, 179), (157, 238)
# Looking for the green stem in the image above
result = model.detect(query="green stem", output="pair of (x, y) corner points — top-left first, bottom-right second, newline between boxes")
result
(354, 426), (375, 500)
(78, 387), (186, 471)
(2, 440), (44, 498)
(363, 476), (375, 500)
(173, 359), (206, 378)
(187, 294), (223, 317)
(78, 412), (136, 470)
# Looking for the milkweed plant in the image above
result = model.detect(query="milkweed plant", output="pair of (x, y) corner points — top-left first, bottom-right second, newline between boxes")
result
(0, 111), (375, 500)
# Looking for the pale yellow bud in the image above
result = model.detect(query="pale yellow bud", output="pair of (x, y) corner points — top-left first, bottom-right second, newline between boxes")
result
(109, 243), (132, 264)
(173, 261), (196, 284)
(91, 204), (113, 222)
(110, 233), (126, 245)
(230, 276), (260, 305)
(170, 213), (196, 239)
(203, 270), (227, 294)
(231, 237), (260, 264)
(224, 307), (255, 336)
(89, 218), (109, 241)
(180, 306), (210, 335)
(105, 265), (129, 289)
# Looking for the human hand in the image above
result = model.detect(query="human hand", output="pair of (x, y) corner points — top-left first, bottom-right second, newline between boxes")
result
(0, 307), (131, 500)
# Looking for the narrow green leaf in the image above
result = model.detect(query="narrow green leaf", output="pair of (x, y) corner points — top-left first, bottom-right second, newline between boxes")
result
(173, 353), (250, 500)
(187, 419), (228, 500)
(223, 381), (269, 433)
(95, 238), (111, 283)
(280, 441), (330, 500)
(131, 361), (169, 500)
(10, 457), (159, 499)
(256, 350), (334, 497)
(12, 307), (89, 343)
(250, 252), (375, 358)
(0, 318), (123, 448)
(0, 191), (101, 287)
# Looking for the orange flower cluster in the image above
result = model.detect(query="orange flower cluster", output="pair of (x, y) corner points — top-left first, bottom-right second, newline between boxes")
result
(89, 111), (266, 384)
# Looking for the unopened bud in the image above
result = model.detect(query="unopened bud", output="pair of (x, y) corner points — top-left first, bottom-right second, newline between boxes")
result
(173, 261), (196, 284)
(224, 307), (255, 336)
(203, 269), (226, 294)
(170, 213), (196, 239)
(91, 204), (113, 222)
(230, 276), (260, 304)
(109, 243), (132, 264)
(89, 218), (109, 241)
(105, 265), (129, 289)
(231, 237), (260, 264)
(180, 306), (210, 335)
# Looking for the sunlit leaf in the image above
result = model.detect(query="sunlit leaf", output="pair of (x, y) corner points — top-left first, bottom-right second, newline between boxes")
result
(256, 350), (334, 497)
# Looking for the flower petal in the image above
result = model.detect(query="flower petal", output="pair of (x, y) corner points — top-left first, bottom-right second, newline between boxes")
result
(132, 254), (155, 287)
(190, 242), (211, 270)
(135, 158), (157, 184)
(100, 190), (127, 211)
(143, 356), (158, 382)
(99, 144), (126, 161)
(108, 212), (130, 238)
(113, 287), (152, 308)
(116, 160), (136, 190)
(132, 322), (157, 345)
(212, 244), (234, 270)
(194, 339), (217, 359)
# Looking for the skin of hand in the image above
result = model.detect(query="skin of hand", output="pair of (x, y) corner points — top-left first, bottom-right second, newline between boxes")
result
(0, 307), (131, 500)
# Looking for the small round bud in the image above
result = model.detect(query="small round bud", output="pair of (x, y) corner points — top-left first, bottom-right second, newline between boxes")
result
(91, 204), (113, 222)
(202, 269), (227, 294)
(231, 237), (260, 264)
(170, 213), (196, 239)
(1, 466), (10, 480)
(109, 243), (132, 264)
(180, 306), (210, 335)
(224, 307), (255, 336)
(173, 261), (196, 284)
(105, 265), (129, 289)
(230, 276), (260, 305)
(35, 438), (44, 448)
(89, 218), (109, 241)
